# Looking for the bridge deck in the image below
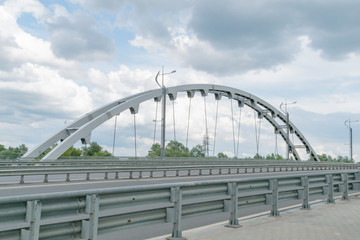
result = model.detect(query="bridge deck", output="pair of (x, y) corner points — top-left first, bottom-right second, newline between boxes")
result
(151, 196), (360, 240)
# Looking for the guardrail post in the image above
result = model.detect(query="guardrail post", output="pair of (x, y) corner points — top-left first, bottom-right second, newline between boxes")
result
(130, 171), (133, 179)
(43, 174), (48, 183)
(20, 175), (25, 184)
(115, 172), (119, 179)
(163, 170), (167, 177)
(104, 172), (108, 180)
(342, 174), (349, 201)
(150, 171), (154, 178)
(326, 175), (335, 204)
(139, 171), (143, 178)
(270, 179), (280, 216)
(301, 176), (310, 210)
(86, 173), (90, 181)
(21, 200), (42, 240)
(167, 187), (184, 240)
(225, 182), (240, 228)
(354, 172), (360, 190)
(66, 173), (70, 182)
(82, 194), (100, 240)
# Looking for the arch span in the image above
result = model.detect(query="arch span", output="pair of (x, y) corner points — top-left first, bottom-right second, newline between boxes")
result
(23, 84), (320, 161)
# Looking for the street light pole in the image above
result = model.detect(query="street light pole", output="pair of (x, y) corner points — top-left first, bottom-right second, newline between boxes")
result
(345, 119), (359, 163)
(155, 66), (176, 159)
(280, 101), (297, 160)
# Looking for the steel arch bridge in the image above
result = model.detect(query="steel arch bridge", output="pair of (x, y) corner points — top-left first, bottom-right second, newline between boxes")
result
(23, 84), (320, 161)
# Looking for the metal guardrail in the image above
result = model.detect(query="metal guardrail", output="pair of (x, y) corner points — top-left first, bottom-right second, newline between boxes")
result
(0, 170), (359, 240)
(0, 162), (357, 185)
(3, 157), (359, 166)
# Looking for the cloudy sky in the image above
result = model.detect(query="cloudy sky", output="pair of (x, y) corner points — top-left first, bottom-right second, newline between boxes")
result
(1, 0), (360, 161)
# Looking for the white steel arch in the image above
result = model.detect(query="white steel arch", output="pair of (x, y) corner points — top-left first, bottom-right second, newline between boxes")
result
(22, 84), (320, 161)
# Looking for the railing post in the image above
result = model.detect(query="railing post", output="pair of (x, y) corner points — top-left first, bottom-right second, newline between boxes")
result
(326, 175), (335, 204)
(82, 194), (100, 240)
(167, 187), (184, 240)
(43, 174), (48, 183)
(354, 172), (360, 190)
(21, 200), (42, 240)
(301, 176), (310, 210)
(20, 175), (25, 184)
(342, 174), (349, 201)
(270, 179), (280, 216)
(225, 182), (240, 228)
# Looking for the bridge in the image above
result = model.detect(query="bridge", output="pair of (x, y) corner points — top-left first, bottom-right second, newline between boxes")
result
(23, 84), (319, 161)
(1, 84), (359, 240)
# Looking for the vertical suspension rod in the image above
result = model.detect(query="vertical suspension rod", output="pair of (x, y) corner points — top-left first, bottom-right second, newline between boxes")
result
(134, 114), (137, 158)
(236, 108), (242, 157)
(112, 114), (118, 156)
(213, 100), (219, 157)
(186, 98), (192, 149)
(203, 97), (209, 156)
(231, 99), (236, 156)
(153, 101), (159, 145)
(172, 100), (176, 141)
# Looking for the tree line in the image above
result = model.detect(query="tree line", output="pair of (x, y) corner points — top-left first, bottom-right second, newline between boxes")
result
(0, 142), (355, 162)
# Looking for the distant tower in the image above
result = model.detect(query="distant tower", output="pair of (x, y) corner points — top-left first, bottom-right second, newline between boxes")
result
(202, 134), (210, 157)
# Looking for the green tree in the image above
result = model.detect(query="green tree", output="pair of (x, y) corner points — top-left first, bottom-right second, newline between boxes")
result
(190, 144), (205, 157)
(0, 144), (6, 152)
(165, 141), (191, 157)
(217, 152), (228, 158)
(265, 153), (284, 160)
(336, 155), (350, 163)
(148, 143), (161, 157)
(61, 146), (82, 157)
(82, 142), (111, 157)
(317, 154), (333, 162)
(253, 153), (264, 159)
(0, 144), (28, 159)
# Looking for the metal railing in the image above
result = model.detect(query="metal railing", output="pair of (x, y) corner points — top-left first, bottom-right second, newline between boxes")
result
(0, 161), (357, 185)
(0, 170), (359, 240)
